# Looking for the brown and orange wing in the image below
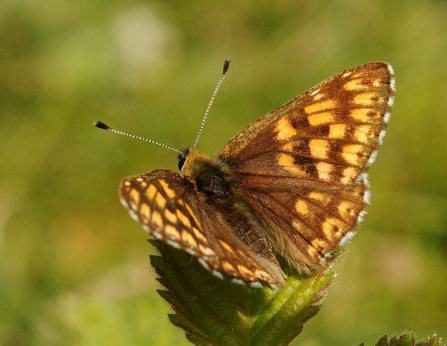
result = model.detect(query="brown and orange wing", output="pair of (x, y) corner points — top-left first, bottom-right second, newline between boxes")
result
(219, 62), (395, 272)
(242, 174), (369, 273)
(120, 169), (285, 287)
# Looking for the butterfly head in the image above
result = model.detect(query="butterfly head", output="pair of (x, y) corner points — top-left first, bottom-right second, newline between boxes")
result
(177, 147), (206, 173)
(177, 147), (230, 199)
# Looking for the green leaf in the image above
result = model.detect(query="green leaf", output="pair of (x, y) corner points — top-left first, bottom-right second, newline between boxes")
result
(389, 332), (415, 346)
(148, 239), (334, 346)
(417, 336), (444, 346)
(356, 333), (443, 346)
(376, 335), (390, 346)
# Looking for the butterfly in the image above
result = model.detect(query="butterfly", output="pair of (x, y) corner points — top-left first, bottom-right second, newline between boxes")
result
(97, 61), (395, 289)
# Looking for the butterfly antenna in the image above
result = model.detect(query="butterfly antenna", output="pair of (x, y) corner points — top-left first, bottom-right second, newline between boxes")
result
(193, 58), (230, 149)
(93, 121), (182, 154)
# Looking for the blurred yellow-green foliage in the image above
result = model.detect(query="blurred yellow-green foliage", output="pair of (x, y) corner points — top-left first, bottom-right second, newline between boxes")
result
(1, 1), (446, 345)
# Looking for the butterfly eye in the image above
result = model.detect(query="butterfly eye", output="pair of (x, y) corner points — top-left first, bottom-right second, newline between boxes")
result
(178, 148), (190, 171)
(178, 156), (187, 171)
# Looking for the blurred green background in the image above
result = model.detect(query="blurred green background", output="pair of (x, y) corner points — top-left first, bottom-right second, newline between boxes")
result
(1, 0), (446, 345)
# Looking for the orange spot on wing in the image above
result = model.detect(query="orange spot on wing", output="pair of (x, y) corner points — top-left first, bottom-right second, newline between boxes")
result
(341, 167), (358, 185)
(354, 93), (376, 105)
(305, 100), (337, 114)
(342, 144), (364, 165)
(129, 189), (140, 210)
(237, 265), (256, 280)
(282, 142), (294, 152)
(182, 230), (198, 249)
(159, 180), (176, 199)
(338, 201), (354, 219)
(139, 203), (151, 223)
(222, 261), (237, 275)
(344, 78), (368, 91)
(184, 203), (201, 228)
(350, 108), (371, 122)
(155, 193), (166, 209)
(316, 162), (333, 181)
(165, 224), (180, 240)
(309, 139), (328, 159)
(329, 124), (346, 138)
(151, 210), (163, 229)
(177, 209), (192, 229)
(146, 185), (157, 200)
(165, 209), (177, 224)
(322, 218), (346, 236)
(192, 227), (208, 244)
(309, 192), (325, 202)
(308, 112), (335, 126)
(199, 244), (215, 256)
(278, 153), (306, 176)
(276, 117), (297, 140)
(219, 240), (234, 253)
(295, 200), (309, 215)
(354, 125), (374, 143)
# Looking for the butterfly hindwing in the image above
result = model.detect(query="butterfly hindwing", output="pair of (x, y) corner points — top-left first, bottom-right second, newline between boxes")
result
(241, 174), (369, 272)
(120, 169), (285, 287)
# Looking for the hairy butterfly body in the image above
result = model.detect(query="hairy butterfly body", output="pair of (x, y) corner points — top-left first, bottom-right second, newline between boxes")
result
(119, 61), (395, 288)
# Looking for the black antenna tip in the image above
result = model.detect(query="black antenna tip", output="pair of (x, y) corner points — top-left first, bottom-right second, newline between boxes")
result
(93, 121), (111, 130)
(223, 59), (230, 75)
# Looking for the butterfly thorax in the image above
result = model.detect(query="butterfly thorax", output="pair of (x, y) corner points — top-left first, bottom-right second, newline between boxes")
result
(179, 147), (231, 199)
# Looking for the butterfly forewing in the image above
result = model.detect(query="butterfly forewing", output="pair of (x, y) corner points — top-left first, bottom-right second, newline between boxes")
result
(120, 169), (285, 287)
(219, 62), (395, 187)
